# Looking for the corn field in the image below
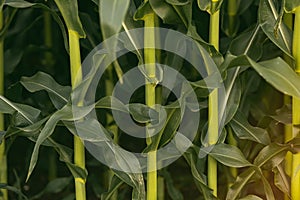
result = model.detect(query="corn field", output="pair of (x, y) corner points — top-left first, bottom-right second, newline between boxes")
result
(1, 0), (300, 199)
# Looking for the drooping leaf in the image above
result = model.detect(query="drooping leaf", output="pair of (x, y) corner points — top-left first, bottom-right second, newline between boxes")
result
(204, 143), (252, 168)
(230, 111), (270, 145)
(253, 143), (289, 168)
(226, 167), (256, 200)
(0, 95), (40, 124)
(259, 0), (292, 57)
(20, 72), (71, 109)
(258, 168), (275, 200)
(0, 184), (28, 200)
(273, 164), (290, 197)
(253, 57), (300, 98)
(53, 0), (85, 37)
(184, 147), (217, 200)
(27, 104), (93, 181)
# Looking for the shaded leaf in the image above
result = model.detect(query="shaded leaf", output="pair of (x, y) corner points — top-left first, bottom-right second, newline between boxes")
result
(230, 111), (270, 145)
(163, 169), (184, 200)
(0, 95), (40, 124)
(21, 72), (71, 109)
(239, 195), (263, 200)
(0, 184), (28, 200)
(101, 175), (123, 200)
(205, 143), (252, 168)
(259, 0), (292, 57)
(285, 0), (300, 12)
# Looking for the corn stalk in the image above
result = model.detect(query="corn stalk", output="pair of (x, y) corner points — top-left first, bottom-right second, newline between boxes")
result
(208, 0), (220, 196)
(292, 6), (300, 200)
(69, 29), (86, 200)
(143, 1), (157, 199)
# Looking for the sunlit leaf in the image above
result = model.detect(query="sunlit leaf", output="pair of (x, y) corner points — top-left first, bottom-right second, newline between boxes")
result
(99, 0), (130, 38)
(53, 0), (85, 37)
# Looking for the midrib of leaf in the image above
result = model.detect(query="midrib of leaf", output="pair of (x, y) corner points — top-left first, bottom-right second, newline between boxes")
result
(232, 118), (262, 143)
(255, 146), (289, 167)
(23, 81), (68, 103)
(257, 63), (300, 96)
(220, 25), (260, 122)
(266, 0), (290, 52)
(0, 96), (33, 124)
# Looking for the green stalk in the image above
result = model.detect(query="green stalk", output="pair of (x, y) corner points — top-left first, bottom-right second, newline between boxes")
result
(143, 4), (157, 199)
(68, 29), (86, 200)
(227, 0), (238, 37)
(208, 1), (220, 197)
(0, 9), (8, 200)
(283, 14), (293, 200)
(226, 126), (237, 186)
(292, 6), (300, 200)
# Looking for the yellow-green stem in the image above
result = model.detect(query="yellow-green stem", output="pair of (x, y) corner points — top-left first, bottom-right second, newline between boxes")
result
(227, 126), (237, 186)
(69, 30), (86, 200)
(227, 0), (238, 37)
(0, 9), (8, 200)
(144, 7), (157, 200)
(283, 14), (293, 200)
(292, 6), (300, 200)
(208, 1), (220, 197)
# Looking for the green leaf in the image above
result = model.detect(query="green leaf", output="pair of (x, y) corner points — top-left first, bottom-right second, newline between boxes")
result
(0, 184), (28, 200)
(4, 0), (33, 8)
(259, 0), (292, 57)
(258, 168), (275, 200)
(0, 95), (40, 124)
(230, 111), (270, 145)
(239, 195), (263, 200)
(163, 169), (184, 200)
(253, 57), (300, 98)
(30, 177), (72, 200)
(101, 175), (123, 200)
(197, 0), (223, 14)
(53, 0), (85, 37)
(99, 0), (130, 38)
(226, 167), (256, 200)
(284, 0), (300, 12)
(184, 147), (217, 200)
(205, 143), (252, 168)
(273, 164), (290, 197)
(20, 72), (71, 109)
(27, 104), (93, 181)
(224, 70), (242, 124)
(253, 143), (289, 168)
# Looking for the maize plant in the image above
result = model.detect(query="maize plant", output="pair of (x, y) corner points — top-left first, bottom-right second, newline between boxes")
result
(0, 0), (300, 200)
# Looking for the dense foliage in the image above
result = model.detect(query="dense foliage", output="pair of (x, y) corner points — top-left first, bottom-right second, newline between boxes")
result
(1, 0), (300, 199)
